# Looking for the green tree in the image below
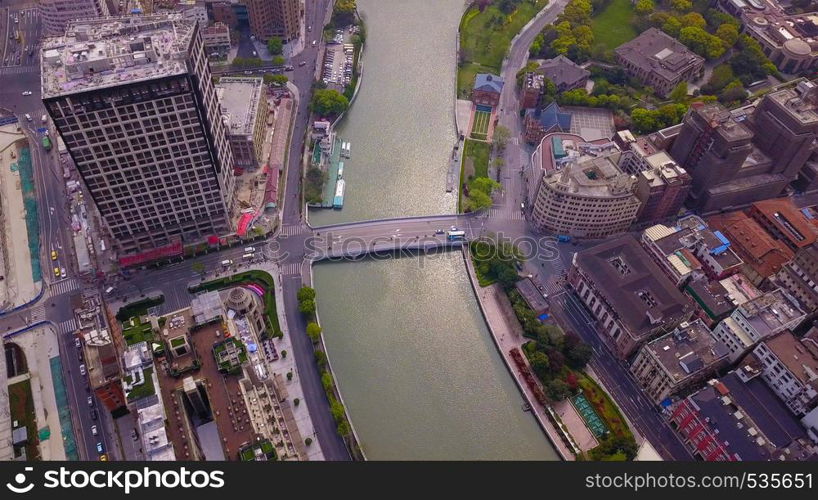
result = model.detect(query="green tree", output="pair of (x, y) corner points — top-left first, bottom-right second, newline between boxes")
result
(670, 0), (692, 11)
(299, 298), (316, 315)
(333, 0), (357, 25)
(266, 37), (283, 55)
(529, 351), (550, 379)
(321, 370), (334, 391)
(715, 23), (739, 47)
(564, 339), (593, 369)
(272, 55), (286, 66)
(635, 0), (655, 15)
(561, 0), (592, 25)
(679, 26), (725, 59)
(492, 125), (511, 152)
(337, 420), (351, 437)
(314, 350), (328, 367)
(298, 286), (316, 302)
(679, 12), (706, 30)
(311, 89), (349, 116)
(661, 17), (683, 37)
(630, 108), (657, 134)
(330, 398), (346, 422)
(466, 189), (493, 212)
(306, 322), (322, 343)
(264, 74), (288, 86)
(669, 82), (688, 103)
(546, 379), (572, 401)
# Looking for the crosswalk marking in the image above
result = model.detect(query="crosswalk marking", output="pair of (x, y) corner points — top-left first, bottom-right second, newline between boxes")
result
(280, 262), (302, 276)
(57, 317), (78, 335)
(0, 65), (39, 76)
(50, 278), (80, 296)
(487, 207), (524, 221)
(279, 224), (309, 237)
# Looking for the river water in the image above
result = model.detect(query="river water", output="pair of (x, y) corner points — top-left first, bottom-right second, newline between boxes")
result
(311, 0), (557, 459)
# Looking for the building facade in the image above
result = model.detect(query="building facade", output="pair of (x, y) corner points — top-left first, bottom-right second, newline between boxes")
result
(528, 134), (641, 238)
(201, 22), (232, 55)
(712, 289), (806, 363)
(42, 15), (237, 257)
(752, 331), (818, 417)
(39, 0), (109, 36)
(776, 242), (818, 312)
(634, 152), (691, 225)
(629, 319), (728, 404)
(246, 0), (300, 42)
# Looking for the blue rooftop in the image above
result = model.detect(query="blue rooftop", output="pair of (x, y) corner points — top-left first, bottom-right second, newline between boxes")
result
(474, 73), (504, 94)
(537, 102), (572, 132)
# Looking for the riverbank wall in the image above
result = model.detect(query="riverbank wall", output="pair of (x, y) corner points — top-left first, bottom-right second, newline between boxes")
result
(460, 245), (579, 460)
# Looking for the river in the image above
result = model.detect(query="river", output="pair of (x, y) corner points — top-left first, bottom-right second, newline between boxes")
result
(311, 0), (557, 459)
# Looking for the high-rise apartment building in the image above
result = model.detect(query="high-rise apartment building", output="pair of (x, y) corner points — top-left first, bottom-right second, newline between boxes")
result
(247, 0), (300, 42)
(41, 15), (237, 257)
(670, 82), (818, 212)
(39, 0), (109, 36)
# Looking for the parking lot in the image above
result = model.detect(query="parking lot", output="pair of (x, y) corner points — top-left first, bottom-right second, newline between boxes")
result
(320, 26), (356, 92)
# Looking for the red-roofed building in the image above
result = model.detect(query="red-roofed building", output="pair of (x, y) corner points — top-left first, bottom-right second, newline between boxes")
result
(707, 212), (794, 286)
(749, 198), (818, 251)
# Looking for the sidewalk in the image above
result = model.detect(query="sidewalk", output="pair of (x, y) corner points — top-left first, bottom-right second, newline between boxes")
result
(461, 247), (576, 460)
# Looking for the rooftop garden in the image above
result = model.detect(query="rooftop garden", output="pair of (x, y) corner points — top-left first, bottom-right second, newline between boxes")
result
(115, 295), (165, 322)
(125, 366), (156, 402)
(213, 338), (248, 374)
(121, 316), (155, 346)
(190, 270), (282, 338)
(239, 439), (277, 461)
(9, 379), (40, 460)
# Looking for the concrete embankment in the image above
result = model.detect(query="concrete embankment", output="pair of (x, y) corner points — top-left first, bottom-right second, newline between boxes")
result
(461, 245), (579, 460)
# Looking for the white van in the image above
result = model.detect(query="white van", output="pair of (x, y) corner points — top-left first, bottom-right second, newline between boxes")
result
(105, 287), (114, 295)
(244, 247), (255, 253)
(242, 253), (254, 260)
(221, 259), (233, 266)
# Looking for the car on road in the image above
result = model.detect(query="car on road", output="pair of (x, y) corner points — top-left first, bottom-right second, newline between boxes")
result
(312, 40), (317, 47)
(308, 25), (312, 32)
(21, 91), (32, 96)
(91, 425), (98, 436)
(96, 442), (104, 454)
(51, 250), (57, 260)
(79, 364), (86, 376)
(221, 259), (233, 266)
(74, 337), (81, 348)
(25, 113), (32, 121)
(298, 61), (306, 66)
(450, 226), (458, 231)
(60, 268), (66, 279)
(284, 65), (294, 71)
(99, 453), (108, 461)
(244, 70), (252, 75)
(53, 266), (60, 277)
(90, 409), (97, 421)
(131, 429), (138, 441)
(434, 229), (444, 235)
(87, 396), (94, 407)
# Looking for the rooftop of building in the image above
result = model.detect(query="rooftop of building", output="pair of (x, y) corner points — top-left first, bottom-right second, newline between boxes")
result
(765, 81), (818, 125)
(524, 71), (545, 91)
(689, 101), (755, 142)
(649, 220), (743, 272)
(574, 235), (693, 338)
(743, 9), (818, 56)
(216, 76), (264, 137)
(190, 291), (224, 325)
(515, 277), (549, 314)
(751, 197), (818, 248)
(138, 402), (176, 460)
(738, 288), (806, 335)
(473, 73), (504, 94)
(41, 14), (195, 99)
(762, 331), (818, 386)
(685, 278), (735, 319)
(82, 328), (121, 389)
(615, 28), (704, 82)
(719, 273), (762, 306)
(644, 319), (728, 383)
(537, 55), (590, 87)
(687, 371), (813, 461)
(707, 211), (794, 278)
